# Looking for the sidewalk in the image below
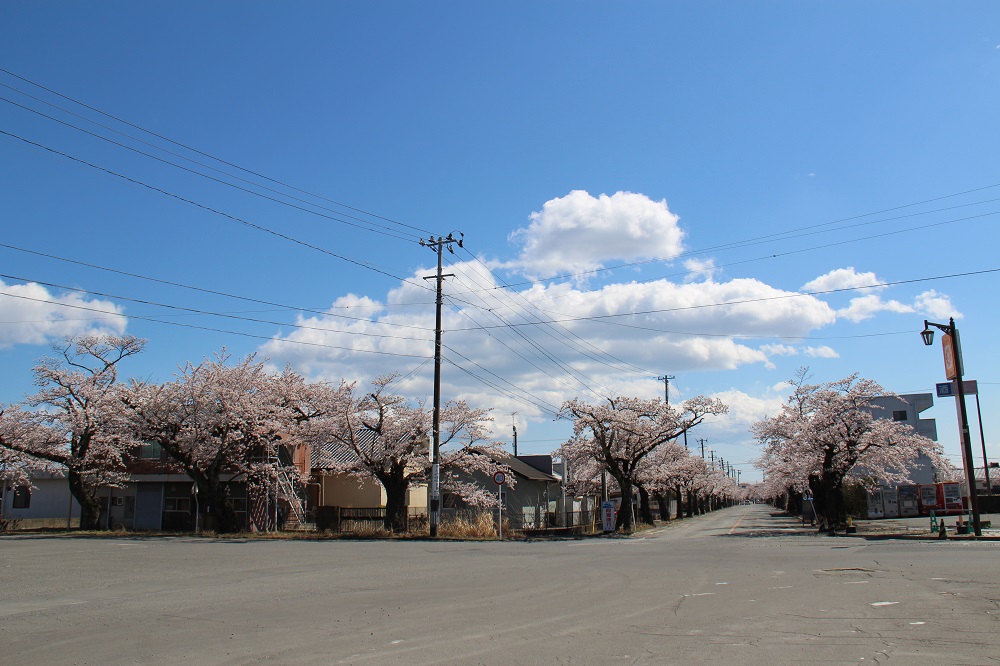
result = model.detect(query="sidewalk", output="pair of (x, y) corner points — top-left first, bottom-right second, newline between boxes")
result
(853, 511), (1000, 540)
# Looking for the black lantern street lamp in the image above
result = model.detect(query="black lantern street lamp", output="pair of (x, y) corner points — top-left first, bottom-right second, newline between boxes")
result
(921, 317), (982, 537)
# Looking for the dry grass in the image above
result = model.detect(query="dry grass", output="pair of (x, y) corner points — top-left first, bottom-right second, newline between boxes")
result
(438, 512), (505, 539)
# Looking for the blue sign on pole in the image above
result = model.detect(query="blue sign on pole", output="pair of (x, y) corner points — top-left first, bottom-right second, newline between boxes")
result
(936, 380), (978, 397)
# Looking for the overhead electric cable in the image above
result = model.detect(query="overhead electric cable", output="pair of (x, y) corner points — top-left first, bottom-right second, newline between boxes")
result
(0, 291), (430, 359)
(0, 274), (435, 342)
(0, 94), (421, 241)
(450, 266), (1000, 330)
(0, 242), (436, 325)
(0, 128), (436, 293)
(0, 67), (432, 236)
(455, 245), (654, 376)
(440, 266), (616, 401)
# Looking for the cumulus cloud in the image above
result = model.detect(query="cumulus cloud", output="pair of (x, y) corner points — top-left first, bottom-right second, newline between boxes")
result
(683, 258), (716, 283)
(759, 342), (838, 369)
(0, 280), (127, 349)
(261, 258), (837, 430)
(837, 295), (913, 323)
(509, 190), (684, 278)
(914, 290), (960, 320)
(802, 267), (884, 293)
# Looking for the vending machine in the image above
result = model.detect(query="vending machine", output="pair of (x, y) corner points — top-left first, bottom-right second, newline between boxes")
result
(866, 488), (885, 519)
(896, 485), (920, 517)
(918, 483), (943, 515)
(882, 488), (900, 518)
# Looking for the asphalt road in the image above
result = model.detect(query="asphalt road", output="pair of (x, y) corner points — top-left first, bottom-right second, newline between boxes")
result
(2, 505), (998, 665)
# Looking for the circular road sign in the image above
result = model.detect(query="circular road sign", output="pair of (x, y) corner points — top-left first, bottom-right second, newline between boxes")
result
(493, 471), (506, 485)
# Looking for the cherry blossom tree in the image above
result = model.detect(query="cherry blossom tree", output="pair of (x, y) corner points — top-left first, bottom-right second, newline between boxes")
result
(120, 351), (321, 533)
(558, 395), (728, 531)
(313, 374), (510, 532)
(0, 335), (145, 529)
(752, 369), (949, 529)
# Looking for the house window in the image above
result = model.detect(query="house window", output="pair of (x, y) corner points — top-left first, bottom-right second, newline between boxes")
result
(138, 441), (162, 459)
(892, 411), (908, 421)
(164, 497), (191, 512)
(12, 485), (30, 509)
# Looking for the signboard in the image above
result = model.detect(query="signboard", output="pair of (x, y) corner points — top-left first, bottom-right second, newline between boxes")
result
(942, 333), (963, 381)
(936, 380), (978, 397)
(601, 500), (616, 532)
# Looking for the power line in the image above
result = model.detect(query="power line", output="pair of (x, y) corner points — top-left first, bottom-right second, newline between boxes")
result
(0, 291), (430, 359)
(0, 243), (436, 328)
(0, 274), (436, 343)
(0, 93), (423, 242)
(489, 184), (1000, 290)
(0, 128), (436, 293)
(449, 266), (1000, 331)
(0, 67), (433, 237)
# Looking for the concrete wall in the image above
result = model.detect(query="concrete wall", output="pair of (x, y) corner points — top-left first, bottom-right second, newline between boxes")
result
(1, 476), (80, 528)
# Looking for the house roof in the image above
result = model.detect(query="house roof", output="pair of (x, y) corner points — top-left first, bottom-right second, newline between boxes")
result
(494, 454), (560, 483)
(311, 439), (364, 469)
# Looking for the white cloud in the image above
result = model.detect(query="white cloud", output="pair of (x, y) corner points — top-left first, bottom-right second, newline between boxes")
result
(837, 295), (913, 323)
(705, 389), (787, 432)
(509, 190), (684, 278)
(759, 342), (838, 369)
(683, 258), (716, 283)
(803, 345), (838, 358)
(802, 267), (884, 293)
(835, 289), (960, 324)
(914, 290), (960, 320)
(261, 259), (837, 428)
(0, 280), (127, 349)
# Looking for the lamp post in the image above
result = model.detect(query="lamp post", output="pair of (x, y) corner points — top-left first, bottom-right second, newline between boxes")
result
(921, 317), (982, 536)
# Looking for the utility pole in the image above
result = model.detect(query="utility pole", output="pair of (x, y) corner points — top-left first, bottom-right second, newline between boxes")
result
(699, 438), (707, 459)
(511, 413), (518, 457)
(657, 374), (675, 404)
(420, 233), (462, 538)
(709, 450), (715, 470)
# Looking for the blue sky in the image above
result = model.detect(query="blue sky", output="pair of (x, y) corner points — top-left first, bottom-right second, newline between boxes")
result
(2, 3), (999, 482)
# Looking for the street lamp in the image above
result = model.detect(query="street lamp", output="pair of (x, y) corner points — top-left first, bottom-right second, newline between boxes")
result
(921, 317), (982, 537)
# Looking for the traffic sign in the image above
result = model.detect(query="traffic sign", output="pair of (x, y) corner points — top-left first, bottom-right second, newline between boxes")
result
(493, 471), (506, 485)
(936, 380), (978, 397)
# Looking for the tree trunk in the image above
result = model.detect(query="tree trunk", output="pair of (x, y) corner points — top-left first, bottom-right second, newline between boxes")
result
(68, 468), (103, 530)
(614, 477), (635, 532)
(202, 473), (241, 534)
(809, 474), (845, 531)
(381, 474), (410, 533)
(686, 489), (695, 517)
(637, 485), (655, 525)
(675, 486), (684, 520)
(654, 491), (671, 521)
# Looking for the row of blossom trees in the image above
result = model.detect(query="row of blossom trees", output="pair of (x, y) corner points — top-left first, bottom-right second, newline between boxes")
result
(556, 394), (732, 531)
(752, 369), (950, 529)
(0, 335), (508, 533)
